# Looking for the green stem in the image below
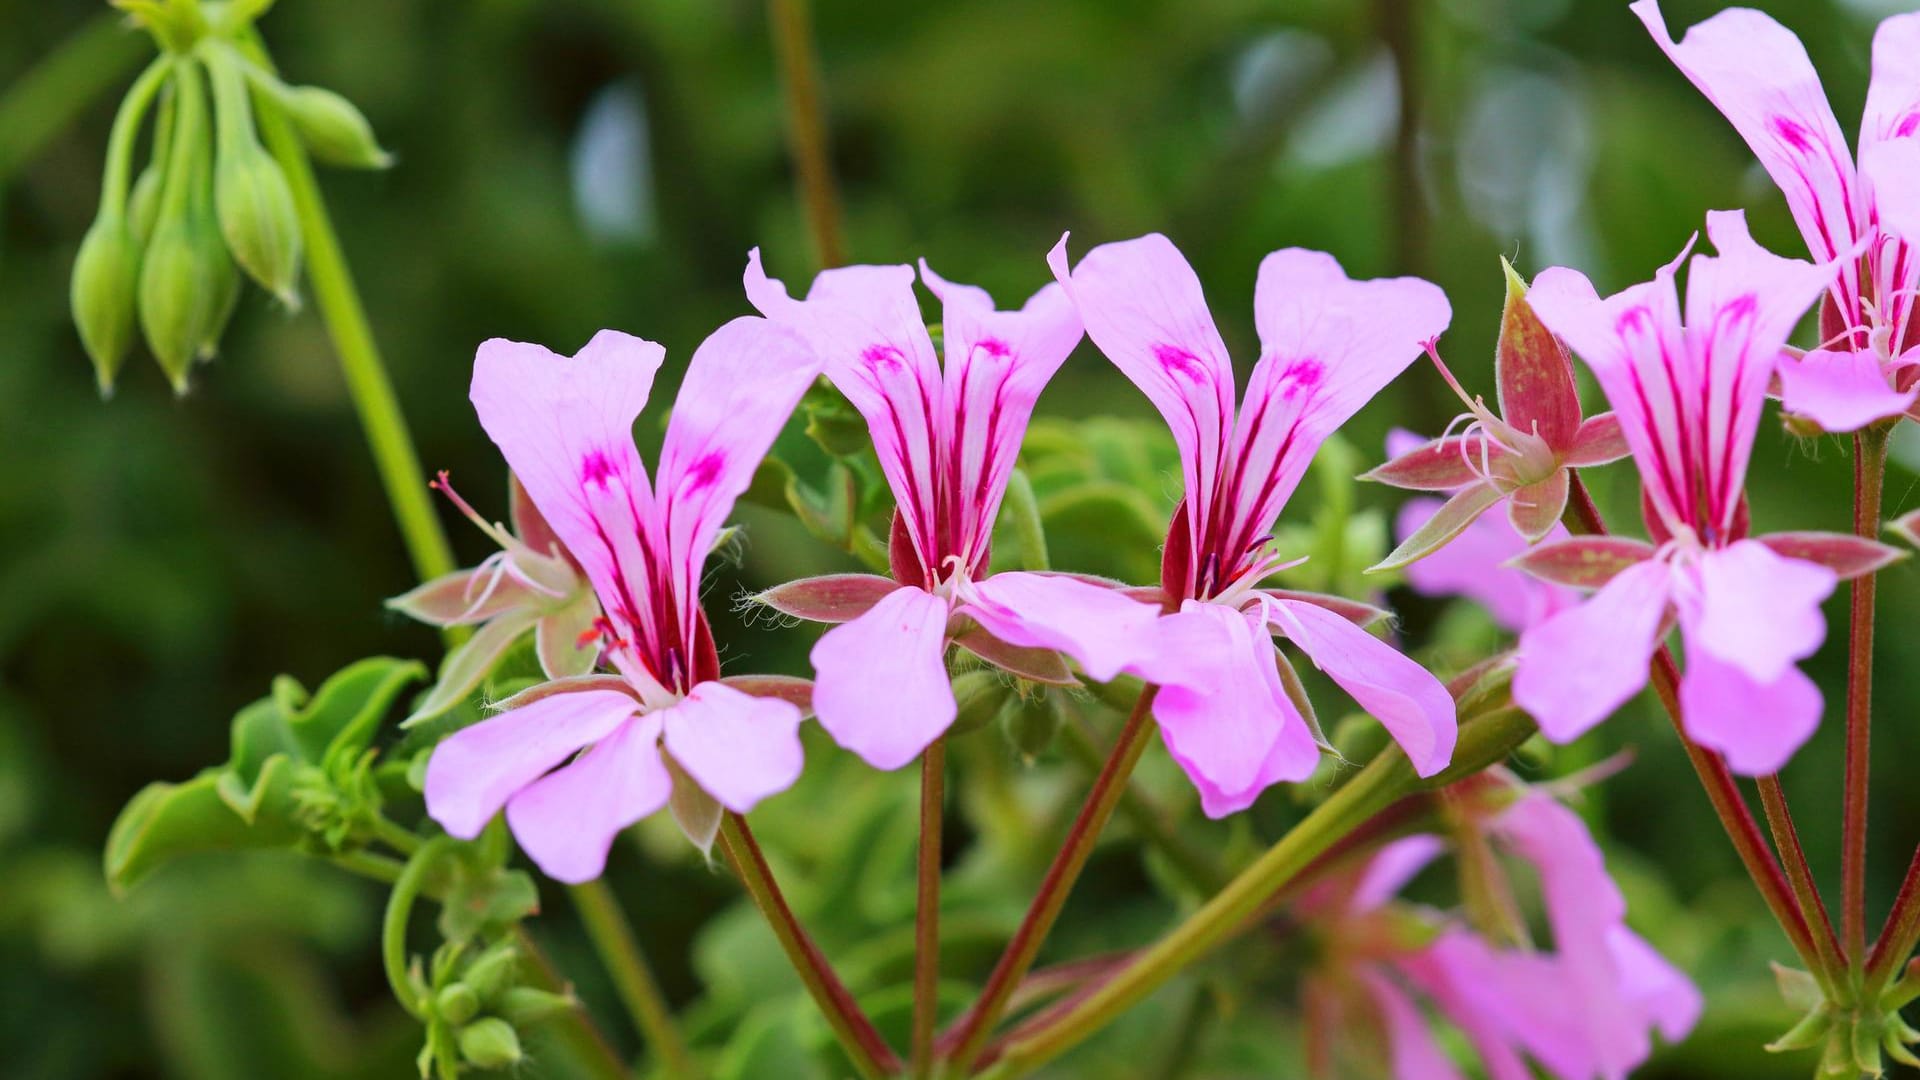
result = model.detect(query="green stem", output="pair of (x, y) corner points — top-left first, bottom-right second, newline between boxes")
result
(718, 813), (899, 1078)
(98, 57), (172, 213)
(382, 836), (454, 1017)
(943, 688), (1159, 1074)
(1757, 774), (1848, 995)
(1869, 845), (1920, 993)
(978, 708), (1537, 1078)
(0, 14), (147, 184)
(766, 0), (845, 269)
(239, 35), (456, 585)
(569, 880), (700, 1079)
(1843, 425), (1890, 967)
(913, 738), (947, 1079)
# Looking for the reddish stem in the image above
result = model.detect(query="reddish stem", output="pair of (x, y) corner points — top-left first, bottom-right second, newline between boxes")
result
(1757, 774), (1847, 985)
(940, 687), (1159, 1073)
(1869, 845), (1920, 991)
(1843, 426), (1889, 964)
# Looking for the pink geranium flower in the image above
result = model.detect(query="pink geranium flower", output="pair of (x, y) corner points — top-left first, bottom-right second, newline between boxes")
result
(1298, 787), (1700, 1080)
(1636, 0), (1920, 430)
(423, 315), (821, 883)
(1044, 233), (1458, 815)
(745, 250), (1166, 770)
(1384, 430), (1580, 634)
(1511, 211), (1848, 774)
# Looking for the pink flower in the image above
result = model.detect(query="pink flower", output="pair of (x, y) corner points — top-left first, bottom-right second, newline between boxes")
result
(1386, 431), (1581, 633)
(1299, 788), (1700, 1080)
(1635, 0), (1920, 431)
(1511, 211), (1844, 774)
(745, 250), (1165, 770)
(423, 316), (821, 883)
(1045, 233), (1457, 816)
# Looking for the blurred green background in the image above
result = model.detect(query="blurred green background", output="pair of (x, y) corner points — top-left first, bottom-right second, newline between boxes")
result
(4, 0), (1919, 1076)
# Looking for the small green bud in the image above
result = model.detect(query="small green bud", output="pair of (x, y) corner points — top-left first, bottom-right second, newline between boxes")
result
(459, 941), (520, 1001)
(70, 213), (141, 395)
(495, 986), (577, 1025)
(139, 209), (229, 392)
(948, 670), (1011, 738)
(999, 688), (1062, 763)
(282, 84), (392, 169)
(214, 144), (301, 304)
(456, 1018), (523, 1070)
(434, 983), (480, 1026)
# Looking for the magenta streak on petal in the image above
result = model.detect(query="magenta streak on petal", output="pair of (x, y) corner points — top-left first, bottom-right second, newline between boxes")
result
(1704, 294), (1758, 538)
(962, 346), (1016, 572)
(1219, 358), (1322, 577)
(1615, 310), (1690, 529)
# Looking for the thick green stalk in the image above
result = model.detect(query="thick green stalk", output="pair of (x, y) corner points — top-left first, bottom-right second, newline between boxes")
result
(913, 738), (947, 1079)
(570, 880), (700, 1079)
(942, 688), (1160, 1074)
(0, 14), (146, 184)
(978, 708), (1537, 1078)
(240, 38), (455, 584)
(383, 836), (455, 1017)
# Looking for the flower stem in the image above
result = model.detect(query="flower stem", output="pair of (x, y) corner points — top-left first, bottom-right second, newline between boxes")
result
(1757, 774), (1848, 993)
(767, 0), (845, 269)
(976, 707), (1538, 1078)
(1565, 471), (1837, 991)
(1869, 846), (1920, 993)
(242, 36), (457, 585)
(912, 738), (947, 1079)
(382, 836), (454, 1017)
(1843, 425), (1890, 965)
(569, 880), (700, 1079)
(717, 812), (899, 1078)
(942, 687), (1160, 1074)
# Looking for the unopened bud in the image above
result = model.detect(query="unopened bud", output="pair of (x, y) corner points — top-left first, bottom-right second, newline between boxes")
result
(495, 986), (577, 1024)
(434, 983), (480, 1026)
(138, 208), (230, 393)
(456, 1018), (523, 1069)
(70, 213), (140, 394)
(459, 941), (520, 1001)
(215, 144), (301, 304)
(999, 688), (1062, 763)
(283, 84), (392, 169)
(948, 670), (1010, 737)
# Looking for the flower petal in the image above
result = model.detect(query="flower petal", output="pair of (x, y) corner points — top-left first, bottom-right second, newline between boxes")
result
(1862, 13), (1920, 161)
(1048, 233), (1235, 554)
(505, 713), (669, 883)
(1398, 498), (1580, 632)
(1677, 640), (1823, 776)
(1676, 538), (1835, 683)
(809, 585), (955, 770)
(1148, 602), (1317, 817)
(1864, 137), (1920, 245)
(1362, 433), (1511, 492)
(655, 316), (821, 629)
(958, 571), (1165, 683)
(1563, 413), (1630, 467)
(1357, 970), (1467, 1080)
(1505, 468), (1568, 544)
(425, 687), (640, 840)
(1507, 535), (1655, 591)
(1777, 347), (1918, 432)
(471, 331), (663, 646)
(746, 250), (946, 569)
(1496, 260), (1582, 448)
(921, 261), (1083, 565)
(388, 566), (537, 627)
(660, 681), (805, 814)
(1232, 249), (1452, 541)
(1608, 927), (1703, 1045)
(1757, 530), (1908, 581)
(1265, 598), (1457, 778)
(1513, 560), (1673, 744)
(536, 595), (602, 680)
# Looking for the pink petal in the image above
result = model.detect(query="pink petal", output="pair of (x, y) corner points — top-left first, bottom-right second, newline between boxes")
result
(1350, 834), (1449, 913)
(1397, 498), (1580, 631)
(504, 713), (670, 883)
(1505, 468), (1568, 544)
(424, 687), (639, 840)
(1232, 249), (1452, 540)
(958, 571), (1164, 683)
(1677, 640), (1823, 777)
(1608, 927), (1703, 1044)
(1357, 970), (1466, 1080)
(1047, 233), (1235, 556)
(1563, 412), (1630, 467)
(1513, 560), (1673, 744)
(655, 316), (820, 629)
(746, 250), (946, 570)
(1676, 539), (1835, 683)
(1265, 598), (1457, 778)
(1862, 13), (1920, 161)
(809, 585), (955, 770)
(660, 681), (805, 814)
(920, 261), (1084, 566)
(1777, 347), (1917, 432)
(1864, 137), (1920, 246)
(1397, 937), (1536, 1080)
(1632, 1), (1864, 276)
(471, 331), (662, 649)
(1148, 602), (1318, 817)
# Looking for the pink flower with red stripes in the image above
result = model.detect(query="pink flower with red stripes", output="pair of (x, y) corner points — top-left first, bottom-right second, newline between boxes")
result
(423, 315), (821, 883)
(1636, 0), (1920, 431)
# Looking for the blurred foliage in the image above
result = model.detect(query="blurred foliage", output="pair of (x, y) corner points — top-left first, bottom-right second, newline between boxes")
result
(6, 0), (1920, 1077)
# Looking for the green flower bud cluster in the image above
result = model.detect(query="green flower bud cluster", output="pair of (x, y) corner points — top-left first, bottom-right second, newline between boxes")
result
(73, 0), (390, 395)
(410, 938), (578, 1078)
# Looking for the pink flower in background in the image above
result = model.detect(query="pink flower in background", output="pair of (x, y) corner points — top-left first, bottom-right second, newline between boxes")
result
(1298, 787), (1700, 1080)
(1636, 0), (1920, 430)
(1045, 233), (1457, 815)
(424, 314), (821, 882)
(1511, 211), (1859, 775)
(1385, 431), (1580, 634)
(746, 250), (1165, 770)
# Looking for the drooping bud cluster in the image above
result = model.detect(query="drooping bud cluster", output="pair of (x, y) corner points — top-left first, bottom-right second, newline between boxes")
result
(72, 0), (391, 395)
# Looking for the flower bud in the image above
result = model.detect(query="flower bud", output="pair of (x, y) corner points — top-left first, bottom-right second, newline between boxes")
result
(70, 213), (140, 395)
(282, 84), (392, 169)
(456, 1018), (523, 1069)
(999, 688), (1062, 763)
(495, 987), (577, 1025)
(947, 670), (1010, 737)
(139, 208), (230, 393)
(434, 983), (480, 1026)
(459, 940), (520, 1001)
(214, 144), (302, 305)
